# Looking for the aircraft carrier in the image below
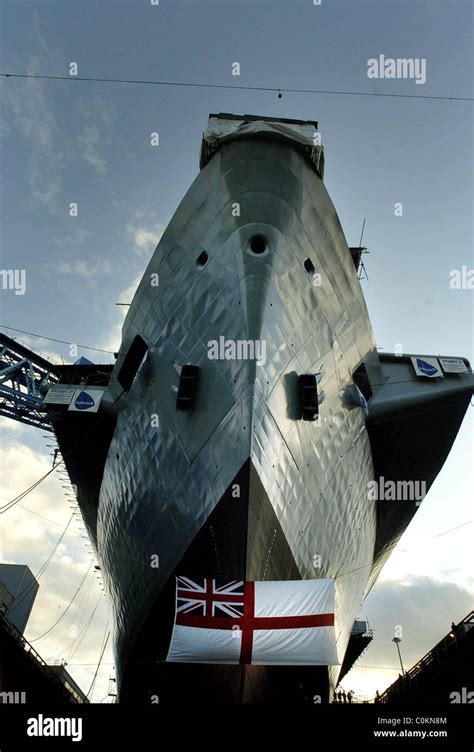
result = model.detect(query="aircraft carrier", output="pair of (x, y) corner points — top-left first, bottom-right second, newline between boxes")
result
(36, 113), (473, 703)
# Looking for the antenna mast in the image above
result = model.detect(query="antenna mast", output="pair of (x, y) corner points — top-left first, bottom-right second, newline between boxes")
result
(349, 219), (369, 280)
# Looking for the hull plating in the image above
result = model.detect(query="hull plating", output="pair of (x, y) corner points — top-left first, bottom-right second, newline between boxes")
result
(96, 137), (382, 698)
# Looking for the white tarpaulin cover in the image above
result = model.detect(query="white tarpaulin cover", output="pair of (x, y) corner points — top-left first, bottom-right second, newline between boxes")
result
(200, 116), (325, 178)
(166, 577), (339, 666)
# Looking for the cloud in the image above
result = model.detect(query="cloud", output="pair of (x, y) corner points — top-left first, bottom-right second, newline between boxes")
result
(0, 118), (11, 138)
(0, 417), (31, 436)
(80, 125), (107, 174)
(0, 439), (113, 702)
(96, 215), (165, 352)
(46, 258), (113, 279)
(0, 57), (64, 207)
(53, 227), (91, 249)
(76, 96), (116, 175)
(126, 222), (163, 256)
(1, 34), (117, 208)
(98, 273), (143, 354)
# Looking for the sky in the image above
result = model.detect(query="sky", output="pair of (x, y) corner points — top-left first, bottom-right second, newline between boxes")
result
(0, 0), (472, 703)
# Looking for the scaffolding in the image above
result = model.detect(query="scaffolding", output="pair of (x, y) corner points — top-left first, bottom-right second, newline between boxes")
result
(0, 333), (58, 431)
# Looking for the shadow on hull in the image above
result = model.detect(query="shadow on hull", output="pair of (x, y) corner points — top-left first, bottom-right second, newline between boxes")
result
(118, 459), (330, 704)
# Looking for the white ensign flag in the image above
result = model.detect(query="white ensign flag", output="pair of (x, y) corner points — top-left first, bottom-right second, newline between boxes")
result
(166, 577), (339, 666)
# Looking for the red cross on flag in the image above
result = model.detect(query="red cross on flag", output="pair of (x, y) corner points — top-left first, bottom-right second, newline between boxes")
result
(166, 577), (339, 665)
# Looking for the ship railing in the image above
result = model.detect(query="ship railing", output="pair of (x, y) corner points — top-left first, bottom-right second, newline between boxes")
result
(376, 611), (473, 703)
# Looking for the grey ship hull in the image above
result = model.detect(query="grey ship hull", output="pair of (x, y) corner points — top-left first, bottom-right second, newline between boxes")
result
(47, 116), (473, 703)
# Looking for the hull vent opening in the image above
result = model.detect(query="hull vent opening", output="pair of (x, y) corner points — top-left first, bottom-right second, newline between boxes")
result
(298, 373), (323, 421)
(118, 335), (148, 392)
(196, 251), (208, 268)
(353, 362), (373, 402)
(177, 365), (200, 411)
(249, 234), (267, 255)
